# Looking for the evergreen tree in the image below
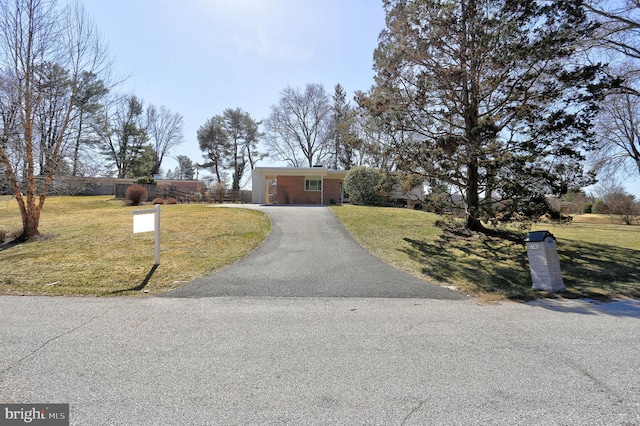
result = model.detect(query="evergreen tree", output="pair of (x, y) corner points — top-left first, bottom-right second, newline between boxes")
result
(198, 110), (264, 189)
(70, 71), (108, 177)
(361, 0), (609, 230)
(198, 116), (228, 184)
(98, 95), (148, 179)
(176, 155), (195, 180)
(223, 108), (263, 192)
(331, 84), (361, 170)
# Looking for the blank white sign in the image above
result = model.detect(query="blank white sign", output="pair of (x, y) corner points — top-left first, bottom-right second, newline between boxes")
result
(133, 212), (155, 233)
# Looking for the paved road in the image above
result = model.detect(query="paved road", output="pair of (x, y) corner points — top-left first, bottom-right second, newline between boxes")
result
(163, 205), (463, 299)
(1, 206), (639, 424)
(0, 296), (638, 425)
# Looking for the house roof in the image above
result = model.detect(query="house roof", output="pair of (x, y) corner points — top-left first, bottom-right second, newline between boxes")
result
(253, 166), (348, 179)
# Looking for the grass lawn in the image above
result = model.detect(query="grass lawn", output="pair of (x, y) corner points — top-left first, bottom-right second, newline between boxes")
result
(2, 196), (638, 300)
(0, 196), (270, 296)
(331, 205), (640, 301)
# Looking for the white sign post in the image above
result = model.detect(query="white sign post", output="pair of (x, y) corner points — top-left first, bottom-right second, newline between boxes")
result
(132, 204), (161, 265)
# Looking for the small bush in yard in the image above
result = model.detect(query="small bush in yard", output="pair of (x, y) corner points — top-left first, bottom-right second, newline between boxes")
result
(152, 198), (165, 205)
(166, 197), (178, 205)
(126, 184), (148, 206)
(344, 166), (388, 206)
(213, 182), (227, 203)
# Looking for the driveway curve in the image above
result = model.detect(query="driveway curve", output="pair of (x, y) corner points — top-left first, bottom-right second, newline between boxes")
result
(162, 205), (463, 299)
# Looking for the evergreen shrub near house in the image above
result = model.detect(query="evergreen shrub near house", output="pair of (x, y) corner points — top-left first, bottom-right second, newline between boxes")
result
(166, 197), (178, 205)
(126, 184), (148, 206)
(344, 166), (389, 206)
(152, 198), (165, 205)
(133, 176), (157, 185)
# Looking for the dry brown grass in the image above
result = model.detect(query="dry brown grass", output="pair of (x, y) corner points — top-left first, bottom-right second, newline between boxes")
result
(0, 196), (270, 296)
(331, 205), (640, 300)
(571, 213), (637, 225)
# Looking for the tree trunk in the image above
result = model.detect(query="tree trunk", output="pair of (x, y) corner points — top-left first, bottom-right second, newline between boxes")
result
(72, 112), (84, 176)
(464, 157), (485, 232)
(19, 208), (41, 242)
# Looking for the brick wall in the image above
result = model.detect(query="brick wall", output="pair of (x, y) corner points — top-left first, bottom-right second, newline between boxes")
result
(275, 175), (343, 205)
(276, 176), (319, 204)
(323, 179), (342, 204)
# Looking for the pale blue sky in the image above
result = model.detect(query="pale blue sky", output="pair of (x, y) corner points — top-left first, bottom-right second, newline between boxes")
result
(83, 0), (640, 196)
(84, 0), (385, 180)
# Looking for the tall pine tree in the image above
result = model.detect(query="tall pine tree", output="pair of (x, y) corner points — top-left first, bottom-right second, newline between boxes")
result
(361, 0), (609, 230)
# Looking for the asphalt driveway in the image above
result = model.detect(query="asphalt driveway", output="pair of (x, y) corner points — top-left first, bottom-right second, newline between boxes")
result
(162, 205), (463, 299)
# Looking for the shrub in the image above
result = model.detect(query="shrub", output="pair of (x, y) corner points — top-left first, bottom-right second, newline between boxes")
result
(166, 197), (178, 205)
(213, 182), (227, 203)
(592, 200), (606, 214)
(344, 166), (388, 206)
(604, 192), (639, 225)
(133, 176), (157, 185)
(152, 198), (165, 205)
(126, 184), (148, 206)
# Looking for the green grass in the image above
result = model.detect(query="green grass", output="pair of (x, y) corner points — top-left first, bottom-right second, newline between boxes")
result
(0, 196), (271, 296)
(331, 205), (640, 300)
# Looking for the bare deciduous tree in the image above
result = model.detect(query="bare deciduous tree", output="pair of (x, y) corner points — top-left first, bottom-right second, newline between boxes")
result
(592, 179), (640, 224)
(585, 0), (640, 64)
(147, 104), (184, 176)
(592, 81), (640, 178)
(264, 83), (332, 167)
(584, 2), (640, 180)
(0, 0), (110, 241)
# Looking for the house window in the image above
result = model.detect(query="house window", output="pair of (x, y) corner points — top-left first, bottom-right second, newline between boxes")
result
(305, 178), (322, 191)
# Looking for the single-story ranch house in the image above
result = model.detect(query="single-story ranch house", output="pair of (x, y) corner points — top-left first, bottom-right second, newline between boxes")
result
(252, 167), (349, 205)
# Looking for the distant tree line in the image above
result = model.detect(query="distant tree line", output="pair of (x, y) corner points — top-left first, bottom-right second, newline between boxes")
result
(4, 0), (640, 242)
(557, 180), (640, 225)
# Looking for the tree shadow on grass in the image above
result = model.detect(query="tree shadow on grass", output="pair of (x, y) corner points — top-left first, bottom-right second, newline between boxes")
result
(558, 240), (640, 300)
(109, 264), (159, 295)
(401, 230), (640, 301)
(0, 240), (19, 252)
(402, 233), (533, 299)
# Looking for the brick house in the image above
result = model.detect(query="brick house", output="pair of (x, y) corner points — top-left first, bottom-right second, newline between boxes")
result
(252, 167), (348, 205)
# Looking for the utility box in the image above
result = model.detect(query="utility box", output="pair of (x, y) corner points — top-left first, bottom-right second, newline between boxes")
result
(525, 231), (565, 292)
